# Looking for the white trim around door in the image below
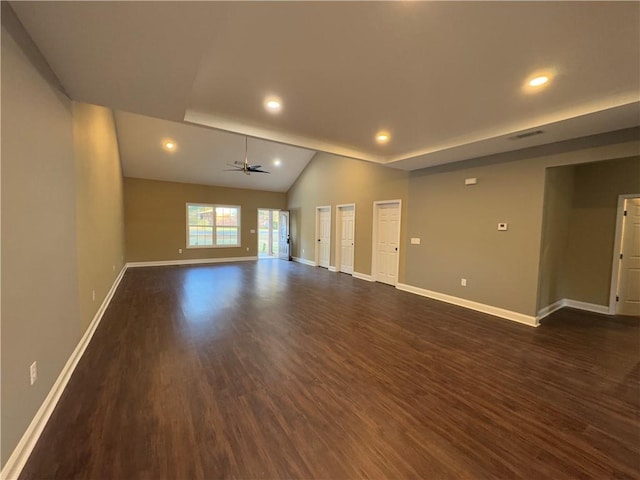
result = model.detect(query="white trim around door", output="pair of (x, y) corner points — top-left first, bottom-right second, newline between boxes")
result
(335, 203), (356, 275)
(315, 206), (331, 268)
(371, 199), (402, 286)
(609, 193), (640, 315)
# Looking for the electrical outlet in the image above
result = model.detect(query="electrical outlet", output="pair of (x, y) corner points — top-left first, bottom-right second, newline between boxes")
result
(30, 361), (37, 385)
(246, 247), (249, 252)
(178, 248), (182, 254)
(112, 265), (115, 272)
(461, 278), (467, 286)
(92, 290), (96, 301)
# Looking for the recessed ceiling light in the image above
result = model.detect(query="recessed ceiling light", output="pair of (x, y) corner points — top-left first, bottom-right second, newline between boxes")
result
(375, 131), (391, 144)
(264, 97), (282, 113)
(529, 76), (549, 87)
(524, 70), (555, 92)
(273, 159), (282, 166)
(163, 140), (177, 152)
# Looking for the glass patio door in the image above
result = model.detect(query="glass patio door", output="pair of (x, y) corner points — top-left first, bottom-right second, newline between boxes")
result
(258, 209), (280, 258)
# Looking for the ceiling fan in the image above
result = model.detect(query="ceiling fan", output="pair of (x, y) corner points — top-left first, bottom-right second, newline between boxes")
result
(225, 137), (270, 175)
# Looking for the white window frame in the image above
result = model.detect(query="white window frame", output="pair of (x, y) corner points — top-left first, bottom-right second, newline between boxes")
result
(185, 203), (241, 249)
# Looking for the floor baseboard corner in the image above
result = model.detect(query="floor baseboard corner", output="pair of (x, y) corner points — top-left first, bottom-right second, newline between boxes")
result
(292, 257), (317, 267)
(352, 271), (374, 282)
(536, 299), (566, 321)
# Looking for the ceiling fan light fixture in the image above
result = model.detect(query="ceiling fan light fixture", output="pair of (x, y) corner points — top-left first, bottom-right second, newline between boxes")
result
(224, 137), (271, 175)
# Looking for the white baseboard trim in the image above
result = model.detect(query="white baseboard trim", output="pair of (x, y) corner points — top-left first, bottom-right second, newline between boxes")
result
(126, 256), (257, 268)
(292, 257), (317, 267)
(536, 299), (566, 321)
(353, 271), (375, 282)
(1, 265), (127, 480)
(536, 298), (610, 321)
(396, 282), (539, 327)
(562, 299), (610, 315)
(328, 266), (338, 272)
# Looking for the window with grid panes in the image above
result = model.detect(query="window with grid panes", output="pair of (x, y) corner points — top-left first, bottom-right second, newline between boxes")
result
(186, 203), (240, 248)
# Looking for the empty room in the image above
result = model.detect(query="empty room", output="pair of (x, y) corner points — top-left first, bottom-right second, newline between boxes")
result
(2, 2), (640, 479)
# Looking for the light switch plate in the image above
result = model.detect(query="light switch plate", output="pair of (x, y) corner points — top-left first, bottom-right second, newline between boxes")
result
(498, 223), (508, 231)
(465, 177), (477, 185)
(410, 237), (421, 245)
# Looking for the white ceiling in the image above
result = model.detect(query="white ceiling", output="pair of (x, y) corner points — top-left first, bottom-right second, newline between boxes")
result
(115, 111), (315, 192)
(10, 1), (640, 183)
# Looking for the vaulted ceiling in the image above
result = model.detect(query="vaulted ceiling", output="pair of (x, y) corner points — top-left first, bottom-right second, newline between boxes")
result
(115, 111), (315, 192)
(10, 1), (640, 190)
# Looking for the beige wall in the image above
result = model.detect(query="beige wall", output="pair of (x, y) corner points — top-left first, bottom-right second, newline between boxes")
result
(537, 157), (640, 310)
(1, 6), (126, 467)
(286, 152), (409, 276)
(406, 158), (546, 315)
(563, 157), (640, 305)
(404, 130), (640, 317)
(1, 23), (80, 467)
(124, 177), (286, 262)
(73, 103), (126, 331)
(287, 134), (638, 317)
(537, 166), (576, 309)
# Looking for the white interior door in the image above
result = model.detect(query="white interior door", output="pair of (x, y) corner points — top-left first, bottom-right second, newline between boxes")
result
(376, 203), (400, 286)
(339, 206), (355, 274)
(278, 210), (290, 260)
(317, 207), (331, 268)
(616, 197), (640, 316)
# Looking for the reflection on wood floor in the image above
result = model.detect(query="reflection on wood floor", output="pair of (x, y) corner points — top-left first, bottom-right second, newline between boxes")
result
(20, 260), (640, 479)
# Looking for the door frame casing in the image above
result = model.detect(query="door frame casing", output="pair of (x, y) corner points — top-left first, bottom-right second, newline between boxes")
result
(371, 199), (402, 284)
(609, 193), (640, 314)
(278, 210), (291, 261)
(315, 205), (331, 267)
(335, 203), (356, 274)
(257, 208), (280, 258)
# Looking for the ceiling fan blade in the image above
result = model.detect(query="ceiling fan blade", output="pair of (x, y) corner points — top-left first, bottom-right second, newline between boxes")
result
(221, 137), (267, 174)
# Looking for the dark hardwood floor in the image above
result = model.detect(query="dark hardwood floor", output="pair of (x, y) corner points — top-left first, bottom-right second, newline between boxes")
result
(19, 261), (640, 479)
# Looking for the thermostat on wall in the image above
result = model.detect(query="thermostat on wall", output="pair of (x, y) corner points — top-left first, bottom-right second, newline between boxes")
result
(498, 223), (508, 231)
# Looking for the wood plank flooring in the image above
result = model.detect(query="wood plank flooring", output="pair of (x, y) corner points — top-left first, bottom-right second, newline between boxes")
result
(19, 261), (640, 479)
